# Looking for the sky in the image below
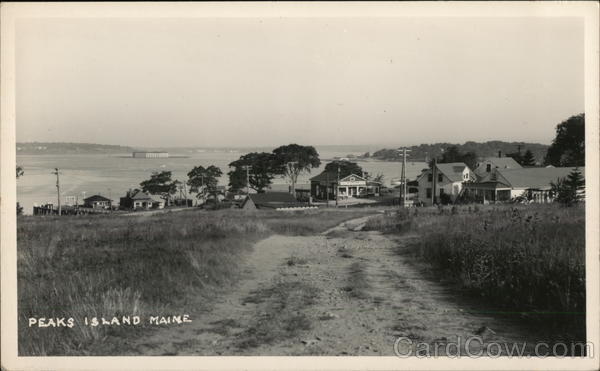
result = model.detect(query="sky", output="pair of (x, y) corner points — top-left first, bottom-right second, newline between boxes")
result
(15, 16), (584, 147)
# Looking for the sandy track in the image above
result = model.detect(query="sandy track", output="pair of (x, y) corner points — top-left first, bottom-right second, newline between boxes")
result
(127, 215), (541, 356)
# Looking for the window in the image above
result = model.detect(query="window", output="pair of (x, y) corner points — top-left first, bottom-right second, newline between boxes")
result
(427, 174), (433, 182)
(438, 174), (443, 182)
(426, 188), (432, 198)
(486, 164), (492, 172)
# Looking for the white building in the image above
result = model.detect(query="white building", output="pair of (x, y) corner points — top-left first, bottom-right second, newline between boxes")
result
(132, 151), (169, 158)
(415, 162), (474, 204)
(310, 172), (381, 200)
(464, 167), (584, 203)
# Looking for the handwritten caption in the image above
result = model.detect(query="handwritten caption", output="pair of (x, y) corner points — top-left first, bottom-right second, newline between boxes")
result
(28, 315), (192, 328)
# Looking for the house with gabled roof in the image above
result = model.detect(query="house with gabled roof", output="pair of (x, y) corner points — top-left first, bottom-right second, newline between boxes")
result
(83, 195), (112, 209)
(463, 167), (584, 203)
(473, 156), (522, 180)
(416, 162), (475, 204)
(119, 189), (165, 210)
(310, 172), (381, 200)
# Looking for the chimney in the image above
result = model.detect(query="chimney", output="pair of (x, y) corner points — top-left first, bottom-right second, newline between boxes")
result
(498, 151), (502, 158)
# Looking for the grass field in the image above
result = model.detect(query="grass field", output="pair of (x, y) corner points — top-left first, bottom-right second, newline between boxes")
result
(366, 204), (586, 340)
(17, 208), (374, 355)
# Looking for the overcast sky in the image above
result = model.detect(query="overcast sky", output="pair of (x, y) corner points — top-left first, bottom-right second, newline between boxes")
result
(15, 16), (584, 147)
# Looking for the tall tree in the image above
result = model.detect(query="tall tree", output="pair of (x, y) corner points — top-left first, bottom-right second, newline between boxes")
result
(521, 150), (536, 166)
(228, 152), (278, 193)
(544, 113), (585, 167)
(140, 171), (178, 204)
(187, 165), (223, 200)
(551, 167), (585, 205)
(324, 160), (364, 179)
(272, 144), (321, 195)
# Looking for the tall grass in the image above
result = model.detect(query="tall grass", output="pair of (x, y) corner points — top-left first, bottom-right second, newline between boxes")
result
(370, 204), (586, 339)
(18, 208), (373, 355)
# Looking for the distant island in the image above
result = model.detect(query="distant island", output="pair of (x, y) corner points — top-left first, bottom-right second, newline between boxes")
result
(16, 140), (549, 162)
(17, 142), (136, 155)
(368, 141), (549, 163)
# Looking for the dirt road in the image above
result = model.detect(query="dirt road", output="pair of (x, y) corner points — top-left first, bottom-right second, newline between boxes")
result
(128, 215), (543, 356)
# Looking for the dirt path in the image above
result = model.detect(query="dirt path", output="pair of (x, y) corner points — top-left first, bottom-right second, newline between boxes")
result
(127, 215), (542, 356)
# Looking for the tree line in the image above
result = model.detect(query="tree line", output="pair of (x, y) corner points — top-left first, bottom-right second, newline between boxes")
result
(136, 144), (322, 204)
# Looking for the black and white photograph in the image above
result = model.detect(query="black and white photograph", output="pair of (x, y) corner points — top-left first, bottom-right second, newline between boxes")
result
(1, 2), (599, 370)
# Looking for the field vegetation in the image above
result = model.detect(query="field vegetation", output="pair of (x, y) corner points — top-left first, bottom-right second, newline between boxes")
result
(366, 204), (586, 340)
(17, 208), (374, 355)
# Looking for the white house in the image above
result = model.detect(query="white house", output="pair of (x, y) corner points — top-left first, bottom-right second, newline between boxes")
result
(310, 172), (381, 200)
(463, 167), (584, 203)
(416, 162), (474, 204)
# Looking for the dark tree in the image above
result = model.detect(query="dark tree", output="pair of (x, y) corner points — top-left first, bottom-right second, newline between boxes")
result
(551, 167), (585, 206)
(187, 165), (223, 199)
(272, 144), (321, 195)
(228, 152), (278, 193)
(324, 160), (364, 178)
(437, 146), (478, 170)
(544, 113), (585, 167)
(439, 146), (463, 163)
(461, 151), (478, 170)
(521, 150), (536, 166)
(140, 171), (178, 204)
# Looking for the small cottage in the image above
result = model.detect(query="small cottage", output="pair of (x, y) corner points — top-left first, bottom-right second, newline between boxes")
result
(120, 190), (165, 210)
(83, 195), (112, 209)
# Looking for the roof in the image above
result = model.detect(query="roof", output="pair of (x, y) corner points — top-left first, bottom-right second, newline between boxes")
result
(496, 167), (584, 189)
(436, 162), (468, 182)
(474, 157), (522, 177)
(247, 192), (297, 204)
(84, 195), (111, 202)
(340, 174), (366, 182)
(310, 171), (339, 183)
(149, 194), (165, 203)
(130, 190), (152, 200)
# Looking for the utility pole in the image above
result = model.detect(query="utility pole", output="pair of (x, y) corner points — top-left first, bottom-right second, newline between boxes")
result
(335, 166), (340, 207)
(242, 165), (252, 196)
(432, 158), (437, 206)
(396, 148), (411, 207)
(326, 171), (330, 207)
(52, 168), (61, 216)
(400, 148), (411, 207)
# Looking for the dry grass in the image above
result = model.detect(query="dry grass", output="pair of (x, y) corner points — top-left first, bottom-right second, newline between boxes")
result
(17, 207), (374, 355)
(368, 204), (586, 340)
